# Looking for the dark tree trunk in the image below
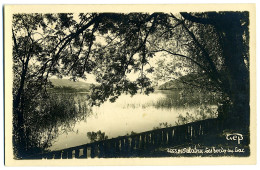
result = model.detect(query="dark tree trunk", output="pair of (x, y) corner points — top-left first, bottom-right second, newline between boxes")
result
(13, 55), (30, 158)
(216, 13), (250, 132)
(181, 12), (250, 131)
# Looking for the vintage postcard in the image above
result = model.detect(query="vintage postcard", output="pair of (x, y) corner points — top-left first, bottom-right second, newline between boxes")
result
(4, 4), (256, 166)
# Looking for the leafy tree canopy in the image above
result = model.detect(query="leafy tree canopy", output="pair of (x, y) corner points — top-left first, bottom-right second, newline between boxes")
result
(12, 12), (250, 157)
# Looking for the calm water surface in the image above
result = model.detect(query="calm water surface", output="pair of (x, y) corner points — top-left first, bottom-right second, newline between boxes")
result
(49, 91), (215, 151)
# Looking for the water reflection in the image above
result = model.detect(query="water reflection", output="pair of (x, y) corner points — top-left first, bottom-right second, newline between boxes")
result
(49, 91), (217, 151)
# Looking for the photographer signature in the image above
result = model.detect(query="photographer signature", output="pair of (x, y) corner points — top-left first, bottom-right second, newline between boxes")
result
(226, 133), (243, 144)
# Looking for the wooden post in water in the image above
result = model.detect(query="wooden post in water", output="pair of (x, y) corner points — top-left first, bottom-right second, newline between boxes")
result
(155, 131), (159, 146)
(125, 138), (130, 156)
(68, 149), (73, 159)
(194, 123), (198, 140)
(90, 144), (95, 158)
(120, 138), (126, 156)
(190, 125), (194, 141)
(190, 124), (194, 140)
(145, 133), (150, 148)
(98, 142), (104, 158)
(162, 129), (167, 145)
(62, 150), (68, 159)
(151, 131), (156, 147)
(203, 120), (209, 135)
(172, 127), (179, 145)
(140, 134), (145, 150)
(153, 131), (157, 147)
(87, 146), (91, 158)
(184, 125), (189, 141)
(54, 151), (62, 159)
(130, 137), (135, 153)
(167, 128), (173, 145)
(82, 147), (87, 158)
(115, 140), (120, 156)
(179, 126), (186, 143)
(103, 141), (109, 158)
(75, 149), (79, 158)
(199, 124), (202, 136)
(136, 135), (140, 149)
(110, 140), (116, 157)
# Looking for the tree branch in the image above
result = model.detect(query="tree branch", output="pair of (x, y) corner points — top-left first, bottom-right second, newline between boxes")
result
(152, 49), (207, 72)
(171, 13), (223, 89)
(40, 14), (104, 78)
(180, 12), (215, 25)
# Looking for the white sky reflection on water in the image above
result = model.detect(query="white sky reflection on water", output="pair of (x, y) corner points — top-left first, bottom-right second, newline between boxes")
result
(49, 92), (198, 151)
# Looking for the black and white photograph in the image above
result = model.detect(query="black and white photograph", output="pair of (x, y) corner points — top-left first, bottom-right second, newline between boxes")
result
(4, 4), (256, 166)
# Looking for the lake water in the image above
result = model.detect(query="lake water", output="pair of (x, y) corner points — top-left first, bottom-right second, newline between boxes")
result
(49, 90), (217, 151)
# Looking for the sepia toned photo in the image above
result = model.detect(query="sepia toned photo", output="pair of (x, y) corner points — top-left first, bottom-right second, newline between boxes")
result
(4, 4), (256, 166)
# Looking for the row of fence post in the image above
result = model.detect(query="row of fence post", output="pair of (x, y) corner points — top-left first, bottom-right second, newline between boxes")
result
(32, 118), (219, 159)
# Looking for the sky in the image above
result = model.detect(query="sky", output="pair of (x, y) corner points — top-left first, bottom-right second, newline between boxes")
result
(50, 51), (185, 87)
